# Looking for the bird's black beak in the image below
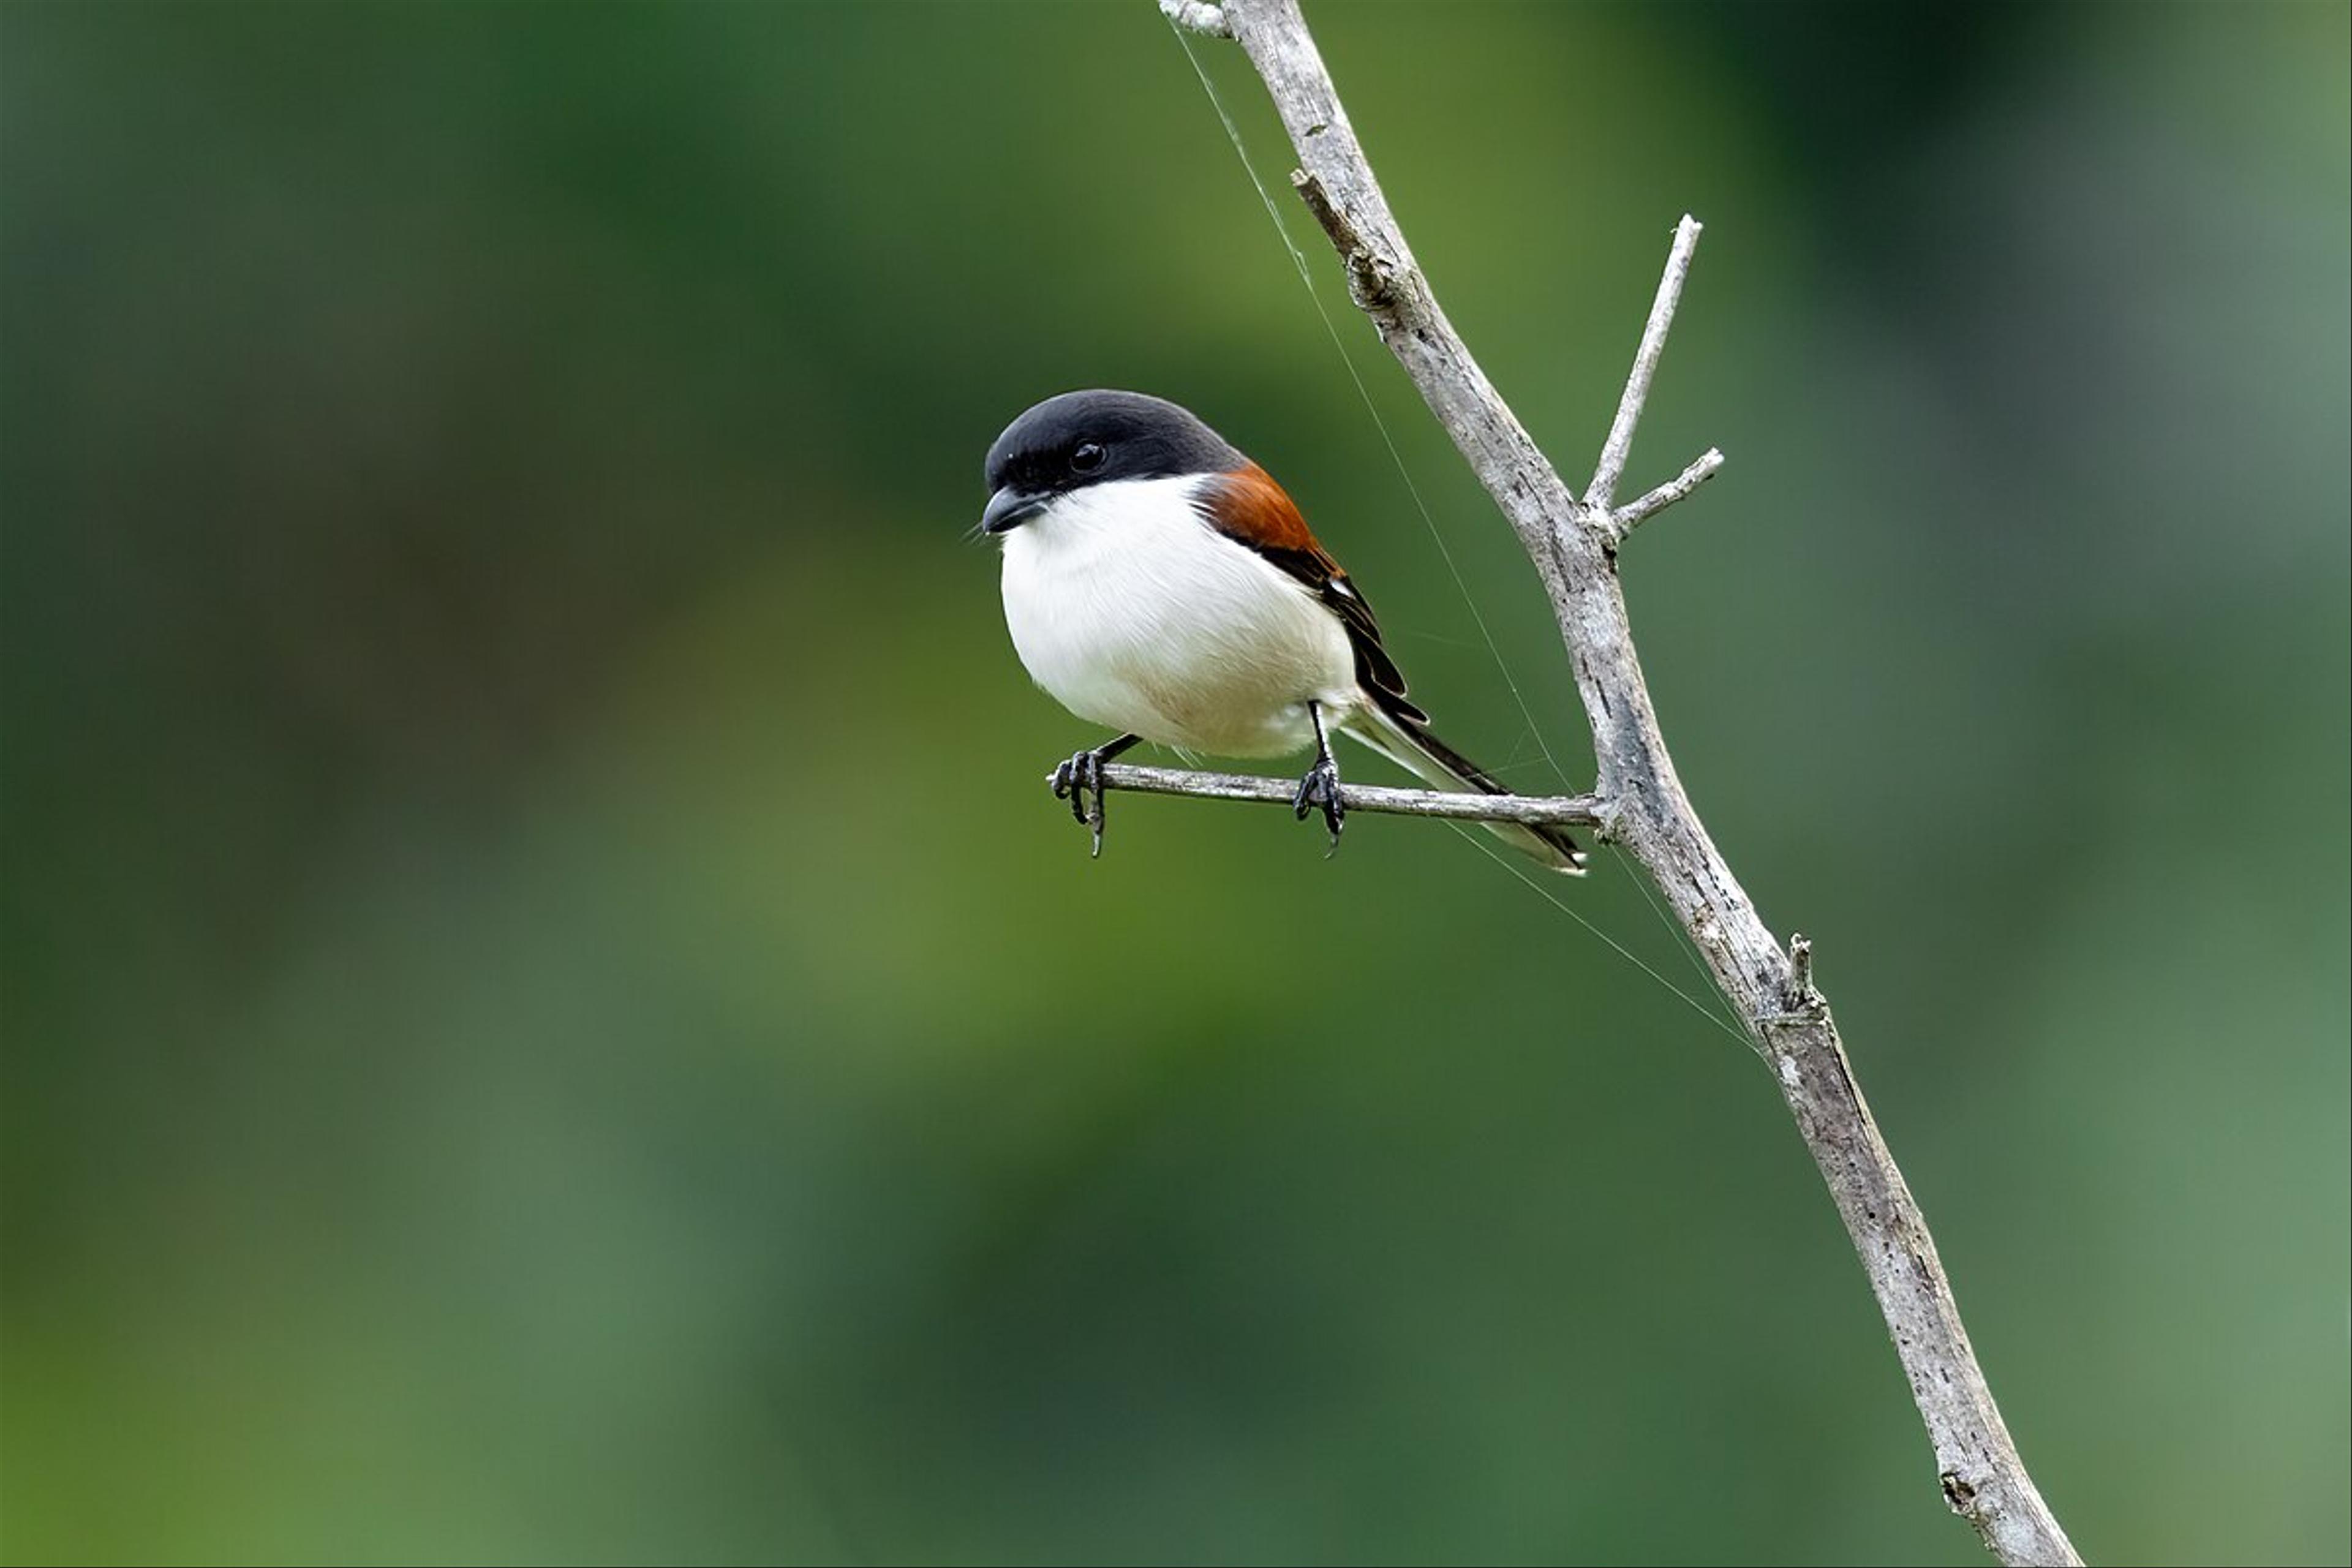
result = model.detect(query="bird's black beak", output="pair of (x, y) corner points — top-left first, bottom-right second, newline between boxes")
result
(981, 486), (1048, 535)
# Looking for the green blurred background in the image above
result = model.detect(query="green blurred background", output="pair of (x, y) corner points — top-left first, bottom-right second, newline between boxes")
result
(4, 3), (2346, 1563)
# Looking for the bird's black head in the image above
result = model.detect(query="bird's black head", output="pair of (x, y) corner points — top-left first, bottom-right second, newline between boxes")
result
(981, 389), (1243, 534)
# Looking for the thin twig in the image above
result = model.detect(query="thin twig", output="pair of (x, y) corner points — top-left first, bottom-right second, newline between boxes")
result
(1611, 447), (1725, 540)
(1051, 762), (1605, 828)
(1588, 214), (1705, 511)
(1126, 4), (2082, 1564)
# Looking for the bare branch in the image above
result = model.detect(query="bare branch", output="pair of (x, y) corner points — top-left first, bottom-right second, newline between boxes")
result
(1610, 447), (1725, 540)
(1291, 170), (1402, 319)
(1049, 761), (1604, 829)
(1147, 4), (2081, 1564)
(1588, 214), (1704, 512)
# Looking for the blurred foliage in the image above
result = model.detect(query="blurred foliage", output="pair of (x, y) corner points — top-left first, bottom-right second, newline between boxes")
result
(3, 3), (2346, 1564)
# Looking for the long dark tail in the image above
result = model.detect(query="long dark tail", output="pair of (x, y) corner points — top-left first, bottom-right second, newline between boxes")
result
(1343, 703), (1588, 875)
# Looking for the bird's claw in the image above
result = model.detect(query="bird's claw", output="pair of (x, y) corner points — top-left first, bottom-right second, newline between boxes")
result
(1051, 749), (1110, 857)
(1292, 754), (1344, 856)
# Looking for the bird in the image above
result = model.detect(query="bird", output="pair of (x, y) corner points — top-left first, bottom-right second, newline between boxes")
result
(980, 388), (1586, 874)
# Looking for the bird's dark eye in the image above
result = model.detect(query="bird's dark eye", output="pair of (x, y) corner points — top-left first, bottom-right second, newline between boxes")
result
(1070, 442), (1108, 474)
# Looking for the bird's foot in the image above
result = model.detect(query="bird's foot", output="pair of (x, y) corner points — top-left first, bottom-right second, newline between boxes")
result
(1291, 752), (1345, 857)
(1050, 748), (1111, 858)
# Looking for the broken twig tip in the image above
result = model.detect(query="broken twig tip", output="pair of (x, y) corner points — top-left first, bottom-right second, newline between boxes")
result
(1788, 932), (1818, 1009)
(1159, 0), (1233, 39)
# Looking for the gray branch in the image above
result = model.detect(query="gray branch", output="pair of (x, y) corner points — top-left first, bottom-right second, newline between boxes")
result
(1160, 0), (1234, 37)
(1138, 2), (2081, 1562)
(1611, 447), (1725, 540)
(1057, 761), (1604, 828)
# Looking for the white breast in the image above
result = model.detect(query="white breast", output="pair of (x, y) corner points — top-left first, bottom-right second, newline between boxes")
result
(997, 475), (1360, 758)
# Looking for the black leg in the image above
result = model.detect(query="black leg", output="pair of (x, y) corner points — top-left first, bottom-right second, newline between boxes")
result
(1291, 701), (1344, 856)
(1050, 733), (1140, 858)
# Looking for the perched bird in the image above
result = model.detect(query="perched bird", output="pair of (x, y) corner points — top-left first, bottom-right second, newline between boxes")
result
(981, 388), (1586, 873)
